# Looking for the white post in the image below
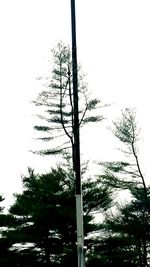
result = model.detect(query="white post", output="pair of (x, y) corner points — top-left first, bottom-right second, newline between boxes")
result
(76, 194), (84, 267)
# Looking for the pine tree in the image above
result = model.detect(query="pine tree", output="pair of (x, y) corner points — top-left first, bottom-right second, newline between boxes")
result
(33, 42), (104, 162)
(6, 166), (112, 266)
(92, 108), (150, 267)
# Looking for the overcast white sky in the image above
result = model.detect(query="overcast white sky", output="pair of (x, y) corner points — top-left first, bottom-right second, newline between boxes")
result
(0, 0), (150, 207)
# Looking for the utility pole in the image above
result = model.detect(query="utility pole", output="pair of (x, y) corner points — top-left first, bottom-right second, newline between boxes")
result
(70, 1), (85, 267)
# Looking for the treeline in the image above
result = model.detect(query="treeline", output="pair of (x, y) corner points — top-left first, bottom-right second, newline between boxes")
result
(1, 108), (150, 267)
(0, 165), (111, 267)
(0, 142), (150, 267)
(1, 43), (149, 266)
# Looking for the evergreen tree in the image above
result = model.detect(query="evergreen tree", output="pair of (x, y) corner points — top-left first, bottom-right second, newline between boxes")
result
(6, 166), (112, 267)
(0, 196), (20, 267)
(91, 108), (150, 267)
(33, 42), (104, 161)
(98, 108), (149, 206)
(93, 187), (150, 267)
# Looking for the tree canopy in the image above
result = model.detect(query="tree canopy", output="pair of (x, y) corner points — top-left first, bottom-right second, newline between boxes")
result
(33, 42), (104, 160)
(0, 166), (112, 267)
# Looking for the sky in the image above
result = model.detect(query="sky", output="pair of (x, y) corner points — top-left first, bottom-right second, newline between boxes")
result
(0, 0), (150, 207)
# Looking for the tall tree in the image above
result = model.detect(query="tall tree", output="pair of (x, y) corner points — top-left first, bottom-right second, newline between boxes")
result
(113, 108), (149, 208)
(99, 108), (149, 208)
(93, 108), (150, 267)
(33, 42), (104, 163)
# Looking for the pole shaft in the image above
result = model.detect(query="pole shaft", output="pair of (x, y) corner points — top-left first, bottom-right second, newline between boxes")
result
(71, 0), (81, 195)
(70, 1), (85, 267)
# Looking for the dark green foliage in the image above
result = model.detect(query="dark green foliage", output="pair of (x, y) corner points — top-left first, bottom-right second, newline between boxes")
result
(0, 196), (21, 267)
(1, 107), (150, 266)
(98, 160), (141, 192)
(102, 187), (150, 267)
(82, 178), (112, 215)
(1, 167), (111, 266)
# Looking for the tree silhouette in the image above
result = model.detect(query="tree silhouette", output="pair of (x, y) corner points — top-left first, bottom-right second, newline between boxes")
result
(93, 108), (150, 267)
(33, 42), (104, 164)
(5, 166), (112, 266)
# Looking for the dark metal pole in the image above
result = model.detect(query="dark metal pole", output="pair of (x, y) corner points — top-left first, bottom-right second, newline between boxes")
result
(70, 1), (85, 267)
(71, 0), (81, 195)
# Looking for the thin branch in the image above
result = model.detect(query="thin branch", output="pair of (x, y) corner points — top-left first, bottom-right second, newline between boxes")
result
(79, 89), (88, 127)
